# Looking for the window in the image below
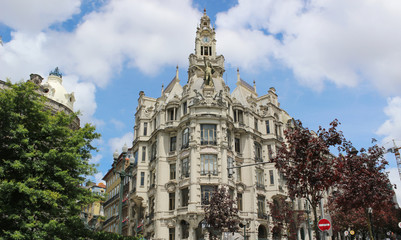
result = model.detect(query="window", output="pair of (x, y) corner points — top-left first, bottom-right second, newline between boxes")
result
(201, 185), (215, 205)
(181, 220), (189, 238)
(254, 118), (258, 131)
(236, 167), (242, 181)
(182, 128), (189, 149)
(143, 122), (148, 136)
(235, 138), (240, 153)
(234, 109), (244, 123)
(150, 170), (156, 188)
(140, 172), (145, 187)
(142, 146), (146, 162)
(181, 188), (189, 207)
(169, 192), (175, 210)
(201, 124), (216, 145)
(181, 158), (189, 178)
(167, 108), (177, 121)
(267, 145), (273, 160)
(257, 195), (266, 218)
(133, 150), (138, 165)
(269, 170), (275, 185)
(266, 120), (270, 134)
(169, 227), (175, 240)
(227, 157), (234, 177)
(151, 142), (157, 161)
(201, 154), (217, 175)
(170, 136), (177, 152)
(227, 129), (232, 149)
(170, 163), (176, 180)
(182, 101), (187, 115)
(237, 193), (243, 211)
(254, 142), (262, 162)
(256, 169), (264, 189)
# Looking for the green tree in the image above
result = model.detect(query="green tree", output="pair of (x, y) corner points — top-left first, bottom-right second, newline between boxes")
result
(0, 81), (100, 239)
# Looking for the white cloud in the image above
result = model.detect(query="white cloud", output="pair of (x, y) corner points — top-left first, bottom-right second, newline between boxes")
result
(0, 0), (81, 32)
(0, 0), (201, 123)
(110, 118), (125, 130)
(89, 154), (103, 165)
(388, 168), (401, 206)
(93, 172), (105, 184)
(376, 97), (401, 144)
(216, 0), (401, 93)
(108, 132), (133, 156)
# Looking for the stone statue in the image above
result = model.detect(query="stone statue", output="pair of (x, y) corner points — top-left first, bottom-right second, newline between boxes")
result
(195, 57), (215, 87)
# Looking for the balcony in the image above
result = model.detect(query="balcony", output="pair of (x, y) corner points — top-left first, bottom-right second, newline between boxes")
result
(103, 194), (118, 207)
(103, 215), (116, 226)
(258, 212), (269, 220)
(256, 183), (265, 190)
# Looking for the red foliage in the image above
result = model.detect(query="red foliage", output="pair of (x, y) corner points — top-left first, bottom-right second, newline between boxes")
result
(268, 195), (304, 240)
(329, 144), (397, 238)
(204, 186), (239, 236)
(273, 120), (345, 238)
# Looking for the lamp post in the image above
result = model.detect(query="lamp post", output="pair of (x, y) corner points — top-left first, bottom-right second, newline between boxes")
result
(113, 144), (135, 235)
(241, 219), (249, 240)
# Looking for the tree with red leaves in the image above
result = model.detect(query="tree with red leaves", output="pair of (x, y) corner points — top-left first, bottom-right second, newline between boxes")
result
(268, 195), (305, 240)
(273, 119), (344, 240)
(330, 144), (396, 240)
(204, 186), (239, 238)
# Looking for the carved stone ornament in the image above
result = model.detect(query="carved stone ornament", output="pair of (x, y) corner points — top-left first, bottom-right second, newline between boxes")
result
(236, 182), (246, 193)
(165, 181), (177, 193)
(167, 219), (176, 228)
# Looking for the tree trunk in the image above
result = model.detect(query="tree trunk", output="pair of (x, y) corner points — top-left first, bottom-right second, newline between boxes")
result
(366, 208), (374, 240)
(312, 204), (320, 240)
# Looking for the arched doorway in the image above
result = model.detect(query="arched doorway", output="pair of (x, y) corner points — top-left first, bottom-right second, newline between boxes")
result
(258, 225), (268, 240)
(195, 220), (206, 240)
(300, 227), (305, 240)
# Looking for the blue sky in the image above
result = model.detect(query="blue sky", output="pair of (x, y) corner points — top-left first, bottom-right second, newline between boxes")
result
(1, 0), (401, 202)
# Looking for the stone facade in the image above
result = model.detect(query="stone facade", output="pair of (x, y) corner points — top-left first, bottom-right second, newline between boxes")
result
(103, 10), (316, 240)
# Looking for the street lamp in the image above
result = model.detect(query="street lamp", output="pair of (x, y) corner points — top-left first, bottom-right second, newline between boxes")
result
(113, 143), (135, 235)
(240, 219), (249, 240)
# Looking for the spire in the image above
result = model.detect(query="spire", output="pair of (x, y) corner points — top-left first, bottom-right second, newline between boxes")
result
(175, 65), (179, 79)
(253, 80), (256, 92)
(237, 68), (241, 84)
(161, 84), (164, 95)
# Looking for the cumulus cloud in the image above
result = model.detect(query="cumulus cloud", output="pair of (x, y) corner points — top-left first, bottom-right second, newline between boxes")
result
(216, 0), (401, 93)
(0, 0), (201, 123)
(0, 0), (81, 32)
(89, 154), (103, 165)
(376, 97), (401, 144)
(108, 132), (134, 156)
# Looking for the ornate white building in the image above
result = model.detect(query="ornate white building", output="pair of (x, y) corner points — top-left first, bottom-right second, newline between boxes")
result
(103, 10), (313, 240)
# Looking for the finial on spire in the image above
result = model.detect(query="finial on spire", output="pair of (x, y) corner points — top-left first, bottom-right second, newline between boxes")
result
(237, 67), (240, 83)
(161, 84), (164, 95)
(253, 80), (257, 92)
(204, 8), (206, 14)
(176, 65), (179, 79)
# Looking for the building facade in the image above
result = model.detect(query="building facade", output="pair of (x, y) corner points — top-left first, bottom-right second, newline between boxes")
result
(81, 182), (106, 230)
(103, 11), (315, 240)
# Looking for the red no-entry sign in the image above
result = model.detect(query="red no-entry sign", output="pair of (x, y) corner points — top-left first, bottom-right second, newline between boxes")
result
(318, 218), (331, 231)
